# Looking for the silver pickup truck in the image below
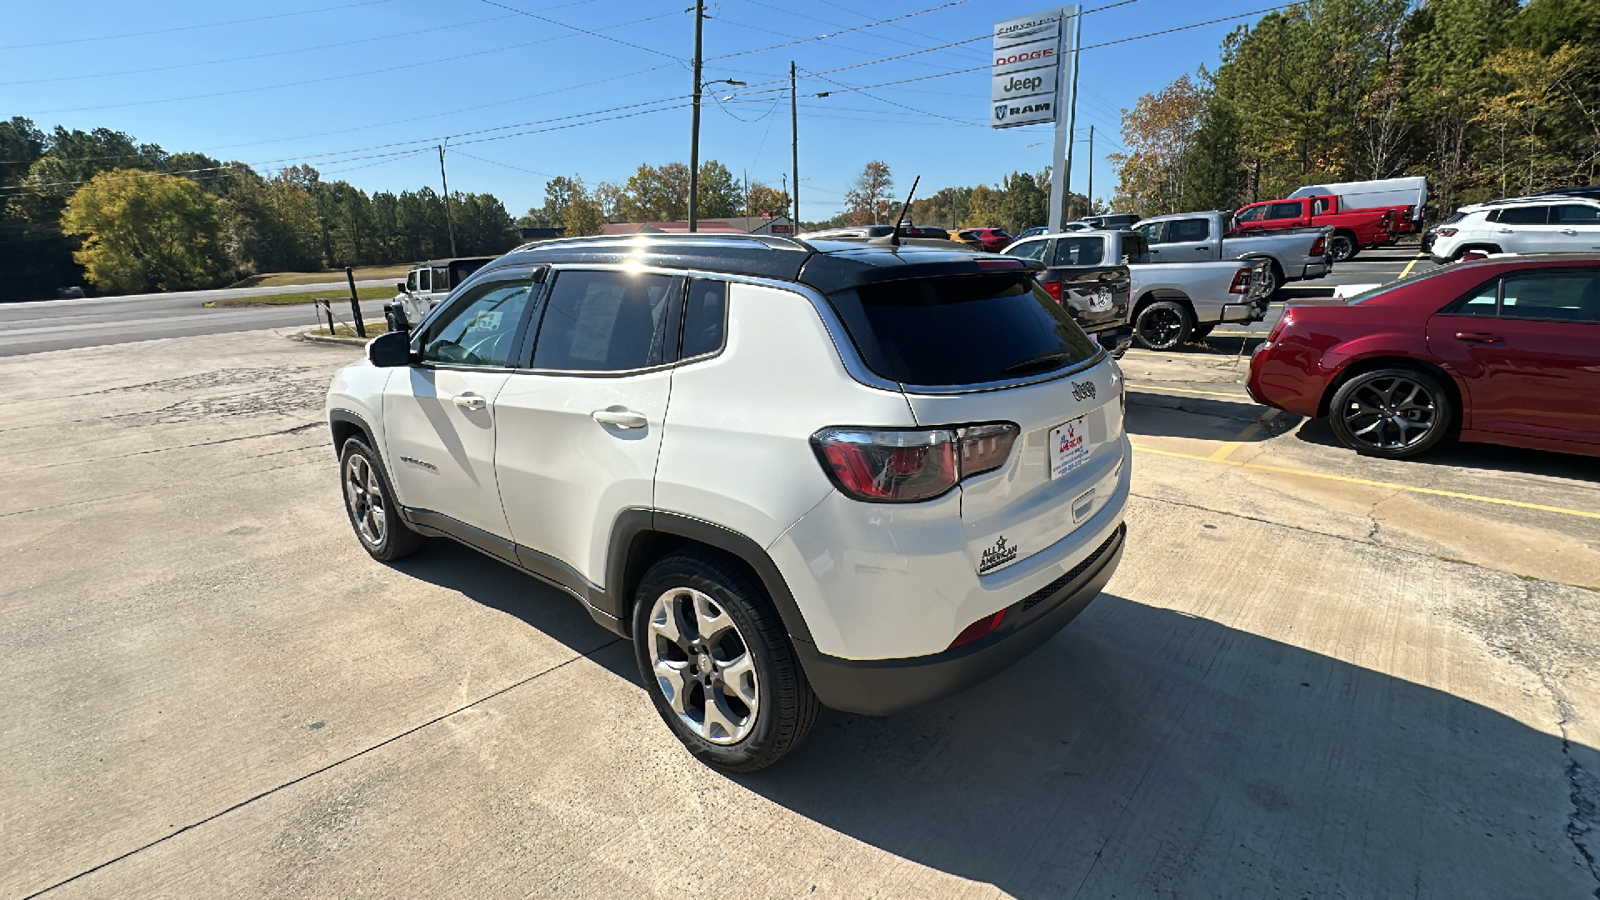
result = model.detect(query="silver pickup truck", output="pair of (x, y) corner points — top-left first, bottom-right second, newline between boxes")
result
(1003, 230), (1272, 350)
(1133, 211), (1332, 295)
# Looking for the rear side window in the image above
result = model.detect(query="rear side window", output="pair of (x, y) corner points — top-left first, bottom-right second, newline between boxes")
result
(680, 279), (727, 359)
(532, 270), (677, 371)
(1492, 206), (1549, 225)
(1167, 218), (1210, 242)
(826, 274), (1101, 387)
(1052, 237), (1104, 266)
(1268, 202), (1302, 219)
(1553, 204), (1600, 224)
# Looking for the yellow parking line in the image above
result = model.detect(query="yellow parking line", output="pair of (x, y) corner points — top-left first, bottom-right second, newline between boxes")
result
(1128, 383), (1251, 400)
(1131, 444), (1600, 521)
(1399, 256), (1421, 279)
(1206, 410), (1281, 462)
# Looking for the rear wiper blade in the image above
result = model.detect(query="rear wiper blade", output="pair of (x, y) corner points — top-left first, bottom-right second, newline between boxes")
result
(1002, 351), (1070, 375)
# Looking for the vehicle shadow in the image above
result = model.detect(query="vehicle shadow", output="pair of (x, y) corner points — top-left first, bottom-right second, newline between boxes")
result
(1125, 390), (1295, 443)
(733, 594), (1596, 897)
(388, 539), (637, 682)
(1294, 417), (1600, 484)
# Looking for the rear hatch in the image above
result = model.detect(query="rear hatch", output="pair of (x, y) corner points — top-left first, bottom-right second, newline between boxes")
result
(822, 271), (1126, 577)
(1039, 263), (1131, 334)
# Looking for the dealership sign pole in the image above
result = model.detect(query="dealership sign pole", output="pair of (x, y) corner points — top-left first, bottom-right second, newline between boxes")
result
(991, 7), (1079, 232)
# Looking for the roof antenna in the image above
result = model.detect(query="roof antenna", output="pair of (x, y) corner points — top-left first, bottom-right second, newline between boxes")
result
(870, 175), (920, 247)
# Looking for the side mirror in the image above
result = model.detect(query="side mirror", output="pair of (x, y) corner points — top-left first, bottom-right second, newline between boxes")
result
(396, 282), (407, 293)
(367, 330), (413, 368)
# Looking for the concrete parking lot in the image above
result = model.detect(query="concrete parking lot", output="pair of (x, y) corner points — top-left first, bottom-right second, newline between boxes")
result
(3, 254), (1597, 897)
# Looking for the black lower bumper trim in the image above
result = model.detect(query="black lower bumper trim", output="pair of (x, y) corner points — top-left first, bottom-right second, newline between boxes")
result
(795, 523), (1126, 716)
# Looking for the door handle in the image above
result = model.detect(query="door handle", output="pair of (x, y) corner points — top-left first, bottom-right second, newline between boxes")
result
(1496, 228), (1514, 233)
(1195, 245), (1211, 251)
(592, 407), (647, 429)
(1454, 332), (1504, 344)
(1560, 228), (1579, 235)
(452, 393), (487, 411)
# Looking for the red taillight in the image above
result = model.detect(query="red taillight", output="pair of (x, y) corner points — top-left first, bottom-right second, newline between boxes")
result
(812, 423), (1019, 503)
(977, 257), (1025, 269)
(1040, 280), (1063, 302)
(1309, 236), (1325, 256)
(949, 609), (1007, 649)
(1436, 227), (1458, 237)
(1229, 267), (1252, 294)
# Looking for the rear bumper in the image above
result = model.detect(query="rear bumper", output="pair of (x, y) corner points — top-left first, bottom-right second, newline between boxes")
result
(1298, 260), (1330, 280)
(796, 523), (1126, 716)
(1095, 325), (1134, 358)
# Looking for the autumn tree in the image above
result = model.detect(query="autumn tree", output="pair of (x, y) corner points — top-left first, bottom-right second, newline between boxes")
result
(61, 169), (228, 292)
(845, 160), (894, 225)
(1109, 74), (1207, 216)
(745, 182), (790, 217)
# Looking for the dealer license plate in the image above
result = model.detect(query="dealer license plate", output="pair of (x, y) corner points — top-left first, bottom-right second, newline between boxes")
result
(1049, 416), (1090, 479)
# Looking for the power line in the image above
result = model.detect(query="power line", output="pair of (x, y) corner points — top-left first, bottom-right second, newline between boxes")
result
(476, 0), (682, 61)
(0, 14), (519, 87)
(734, 0), (989, 68)
(18, 10), (683, 115)
(0, 0), (398, 52)
(708, 0), (973, 61)
(448, 150), (561, 179)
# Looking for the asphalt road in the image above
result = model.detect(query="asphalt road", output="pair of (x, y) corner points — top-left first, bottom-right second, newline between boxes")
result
(2, 324), (1595, 897)
(0, 280), (392, 357)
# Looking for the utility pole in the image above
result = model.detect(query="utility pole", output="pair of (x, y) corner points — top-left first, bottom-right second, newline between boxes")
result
(688, 0), (705, 232)
(790, 60), (799, 229)
(438, 141), (457, 257)
(1086, 125), (1094, 212)
(1061, 10), (1082, 224)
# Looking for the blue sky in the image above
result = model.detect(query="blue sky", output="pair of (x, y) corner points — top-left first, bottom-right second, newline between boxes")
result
(6, 0), (1277, 221)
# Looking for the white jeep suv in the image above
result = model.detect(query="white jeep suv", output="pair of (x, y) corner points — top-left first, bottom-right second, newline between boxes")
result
(1430, 195), (1600, 263)
(326, 234), (1130, 770)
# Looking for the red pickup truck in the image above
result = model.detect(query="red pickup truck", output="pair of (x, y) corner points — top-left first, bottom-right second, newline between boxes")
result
(1231, 194), (1394, 262)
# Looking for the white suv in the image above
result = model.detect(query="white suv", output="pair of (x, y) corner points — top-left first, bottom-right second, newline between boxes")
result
(326, 234), (1130, 770)
(1430, 196), (1600, 262)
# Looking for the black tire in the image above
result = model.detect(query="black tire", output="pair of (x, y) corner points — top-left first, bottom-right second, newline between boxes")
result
(1328, 234), (1357, 262)
(632, 552), (820, 772)
(1327, 367), (1454, 459)
(1189, 323), (1215, 341)
(1133, 299), (1193, 351)
(338, 437), (424, 561)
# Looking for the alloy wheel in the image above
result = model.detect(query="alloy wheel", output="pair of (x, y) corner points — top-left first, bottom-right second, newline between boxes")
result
(647, 587), (760, 745)
(1329, 236), (1355, 262)
(343, 453), (387, 547)
(1339, 375), (1437, 453)
(1137, 306), (1184, 349)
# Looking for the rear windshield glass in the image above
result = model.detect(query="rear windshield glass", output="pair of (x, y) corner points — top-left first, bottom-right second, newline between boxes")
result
(827, 273), (1101, 387)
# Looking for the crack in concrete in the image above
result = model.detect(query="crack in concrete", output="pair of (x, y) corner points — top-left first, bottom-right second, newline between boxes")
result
(6, 422), (321, 473)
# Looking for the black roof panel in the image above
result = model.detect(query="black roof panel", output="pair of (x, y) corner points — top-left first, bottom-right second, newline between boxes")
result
(471, 233), (1043, 295)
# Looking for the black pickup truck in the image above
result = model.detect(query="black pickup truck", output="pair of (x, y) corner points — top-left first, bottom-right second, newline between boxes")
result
(1004, 232), (1134, 357)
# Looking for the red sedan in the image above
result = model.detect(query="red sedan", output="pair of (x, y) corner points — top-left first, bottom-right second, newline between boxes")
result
(1247, 256), (1600, 459)
(963, 227), (1014, 253)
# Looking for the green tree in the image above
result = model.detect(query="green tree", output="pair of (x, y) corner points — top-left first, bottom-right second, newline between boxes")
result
(621, 162), (691, 221)
(61, 169), (228, 292)
(1181, 102), (1248, 211)
(697, 160), (743, 218)
(745, 182), (790, 217)
(845, 160), (894, 225)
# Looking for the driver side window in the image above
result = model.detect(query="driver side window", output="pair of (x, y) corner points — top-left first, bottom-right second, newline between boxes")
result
(420, 278), (534, 368)
(1135, 222), (1164, 245)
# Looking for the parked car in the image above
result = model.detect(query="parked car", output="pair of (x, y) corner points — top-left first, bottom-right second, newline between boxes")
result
(1004, 229), (1271, 350)
(962, 226), (1015, 252)
(1247, 254), (1600, 459)
(1428, 196), (1600, 263)
(329, 233), (1130, 770)
(390, 256), (497, 326)
(1289, 176), (1427, 234)
(1132, 210), (1332, 295)
(948, 228), (987, 250)
(1233, 195), (1394, 262)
